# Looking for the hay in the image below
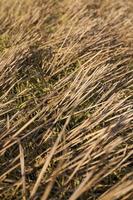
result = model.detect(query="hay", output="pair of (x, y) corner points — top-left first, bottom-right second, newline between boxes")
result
(0, 0), (133, 199)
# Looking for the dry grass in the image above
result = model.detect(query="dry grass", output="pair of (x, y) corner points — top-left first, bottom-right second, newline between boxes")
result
(0, 0), (133, 199)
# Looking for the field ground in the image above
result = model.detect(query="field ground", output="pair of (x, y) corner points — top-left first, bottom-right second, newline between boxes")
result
(0, 0), (133, 199)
